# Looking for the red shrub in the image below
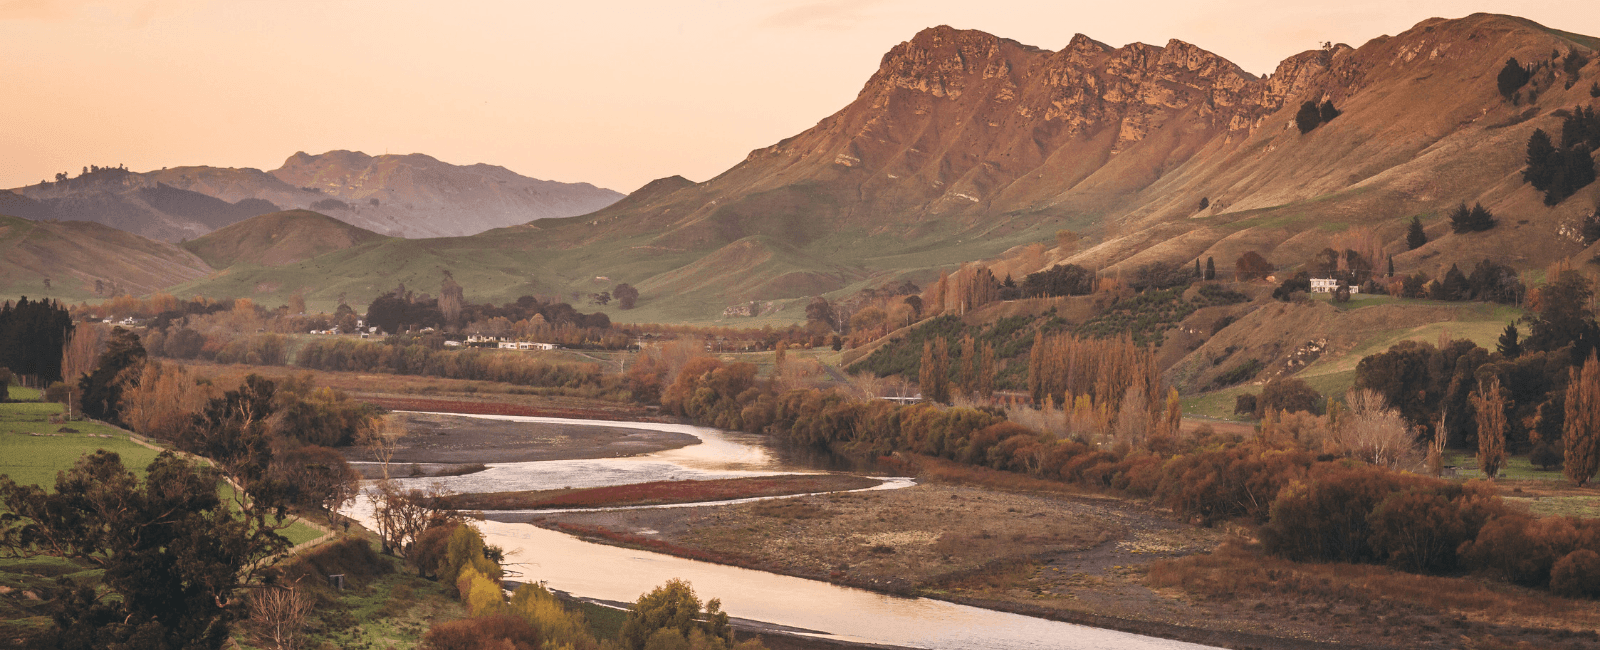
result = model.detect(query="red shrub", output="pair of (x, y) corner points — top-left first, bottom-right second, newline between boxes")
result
(424, 613), (541, 650)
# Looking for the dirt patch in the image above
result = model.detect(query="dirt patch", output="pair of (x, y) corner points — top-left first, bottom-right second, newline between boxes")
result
(528, 484), (1219, 599)
(343, 412), (697, 466)
(442, 475), (880, 510)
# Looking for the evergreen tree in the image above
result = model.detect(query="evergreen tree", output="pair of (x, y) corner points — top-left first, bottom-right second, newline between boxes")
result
(1405, 216), (1427, 250)
(1198, 196), (1209, 210)
(1442, 264), (1470, 300)
(1318, 100), (1340, 123)
(1204, 256), (1216, 281)
(1497, 57), (1531, 99)
(1194, 258), (1202, 278)
(1295, 100), (1322, 134)
(78, 326), (145, 423)
(1386, 255), (1396, 278)
(1497, 322), (1522, 359)
(1525, 129), (1557, 190)
(1449, 202), (1496, 233)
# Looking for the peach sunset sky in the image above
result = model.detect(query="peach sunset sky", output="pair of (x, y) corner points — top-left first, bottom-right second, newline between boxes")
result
(2, 0), (1594, 194)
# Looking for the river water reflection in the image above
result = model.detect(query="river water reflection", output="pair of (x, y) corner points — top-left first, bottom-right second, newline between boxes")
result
(351, 413), (1218, 650)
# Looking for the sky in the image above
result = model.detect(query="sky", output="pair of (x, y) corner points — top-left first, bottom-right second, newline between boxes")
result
(1, 1), (1595, 194)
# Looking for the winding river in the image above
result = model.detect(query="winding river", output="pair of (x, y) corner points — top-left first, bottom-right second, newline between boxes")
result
(348, 413), (1218, 650)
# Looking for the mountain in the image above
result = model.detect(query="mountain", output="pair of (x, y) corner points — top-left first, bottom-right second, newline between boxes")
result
(7, 152), (625, 241)
(181, 210), (390, 269)
(0, 214), (212, 302)
(165, 15), (1600, 322)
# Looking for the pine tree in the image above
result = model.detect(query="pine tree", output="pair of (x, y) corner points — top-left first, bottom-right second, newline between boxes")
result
(1525, 129), (1557, 190)
(1295, 101), (1322, 134)
(1204, 257), (1215, 281)
(1472, 377), (1508, 479)
(1566, 352), (1600, 487)
(1405, 216), (1427, 250)
(1386, 255), (1395, 278)
(1496, 322), (1522, 359)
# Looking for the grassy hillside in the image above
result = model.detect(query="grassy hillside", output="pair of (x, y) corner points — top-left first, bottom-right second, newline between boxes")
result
(0, 214), (212, 303)
(181, 209), (390, 269)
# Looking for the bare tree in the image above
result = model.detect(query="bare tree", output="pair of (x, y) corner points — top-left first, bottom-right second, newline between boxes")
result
(249, 583), (313, 650)
(1336, 389), (1421, 470)
(358, 414), (406, 480)
(371, 480), (454, 557)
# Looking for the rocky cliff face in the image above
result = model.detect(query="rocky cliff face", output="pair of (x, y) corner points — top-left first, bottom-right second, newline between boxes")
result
(557, 13), (1597, 284)
(8, 151), (624, 241)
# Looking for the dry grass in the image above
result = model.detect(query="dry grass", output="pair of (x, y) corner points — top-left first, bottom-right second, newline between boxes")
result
(1146, 541), (1600, 645)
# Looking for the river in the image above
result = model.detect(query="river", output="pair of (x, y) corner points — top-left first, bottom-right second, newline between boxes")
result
(349, 413), (1219, 650)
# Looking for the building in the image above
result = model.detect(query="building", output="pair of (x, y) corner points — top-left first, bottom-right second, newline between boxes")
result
(1309, 278), (1359, 294)
(496, 341), (558, 351)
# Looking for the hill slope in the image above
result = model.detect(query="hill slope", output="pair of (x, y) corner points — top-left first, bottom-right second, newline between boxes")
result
(181, 210), (390, 269)
(0, 214), (213, 301)
(8, 152), (625, 241)
(172, 14), (1600, 322)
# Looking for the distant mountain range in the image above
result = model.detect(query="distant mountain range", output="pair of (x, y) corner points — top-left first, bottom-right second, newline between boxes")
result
(3, 14), (1598, 322)
(3, 151), (623, 241)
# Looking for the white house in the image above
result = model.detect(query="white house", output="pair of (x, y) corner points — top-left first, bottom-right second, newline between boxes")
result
(1309, 278), (1360, 294)
(497, 341), (559, 351)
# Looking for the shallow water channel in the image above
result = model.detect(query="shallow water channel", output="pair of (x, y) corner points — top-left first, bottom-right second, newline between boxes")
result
(350, 413), (1217, 650)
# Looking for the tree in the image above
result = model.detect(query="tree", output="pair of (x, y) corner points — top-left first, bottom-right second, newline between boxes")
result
(1235, 251), (1273, 281)
(1472, 377), (1509, 479)
(918, 337), (950, 404)
(614, 283), (640, 309)
(1336, 389), (1419, 470)
(1405, 216), (1427, 250)
(805, 296), (836, 331)
(1198, 197), (1209, 211)
(0, 296), (74, 384)
(1497, 322), (1523, 359)
(77, 326), (145, 423)
(1565, 352), (1600, 487)
(1319, 100), (1340, 123)
(1448, 202), (1495, 234)
(1526, 129), (1557, 190)
(1194, 258), (1202, 279)
(1295, 100), (1322, 133)
(249, 584), (313, 650)
(1497, 57), (1530, 99)
(620, 579), (732, 650)
(1020, 264), (1093, 297)
(272, 446), (361, 525)
(1257, 376), (1323, 417)
(439, 271), (464, 325)
(1204, 256), (1216, 281)
(0, 450), (290, 650)
(591, 291), (612, 306)
(1524, 270), (1596, 355)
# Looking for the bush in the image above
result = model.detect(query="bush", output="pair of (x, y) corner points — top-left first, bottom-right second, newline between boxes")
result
(1457, 514), (1596, 587)
(1261, 465), (1424, 563)
(1531, 441), (1564, 470)
(1257, 377), (1323, 416)
(1213, 359), (1262, 388)
(1234, 393), (1258, 416)
(423, 613), (541, 650)
(1551, 549), (1600, 598)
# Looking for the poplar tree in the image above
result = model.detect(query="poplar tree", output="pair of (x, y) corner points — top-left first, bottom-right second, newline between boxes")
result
(1565, 352), (1600, 487)
(1472, 377), (1508, 479)
(1204, 257), (1215, 281)
(919, 338), (950, 404)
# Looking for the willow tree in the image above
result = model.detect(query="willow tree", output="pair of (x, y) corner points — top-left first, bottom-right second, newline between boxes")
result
(1471, 377), (1508, 479)
(1566, 353), (1600, 486)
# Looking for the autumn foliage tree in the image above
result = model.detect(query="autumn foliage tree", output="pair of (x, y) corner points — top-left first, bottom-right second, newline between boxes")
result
(1234, 251), (1273, 281)
(1472, 377), (1509, 479)
(1565, 352), (1600, 486)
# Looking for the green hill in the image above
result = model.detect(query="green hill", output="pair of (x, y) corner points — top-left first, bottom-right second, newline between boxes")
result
(181, 210), (390, 270)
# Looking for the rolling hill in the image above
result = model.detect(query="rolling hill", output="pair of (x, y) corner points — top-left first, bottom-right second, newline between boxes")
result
(6, 151), (625, 242)
(122, 14), (1600, 323)
(181, 210), (390, 270)
(0, 214), (213, 302)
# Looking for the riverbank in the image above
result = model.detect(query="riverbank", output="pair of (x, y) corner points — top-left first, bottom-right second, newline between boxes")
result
(444, 474), (881, 511)
(342, 411), (699, 477)
(530, 477), (1600, 650)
